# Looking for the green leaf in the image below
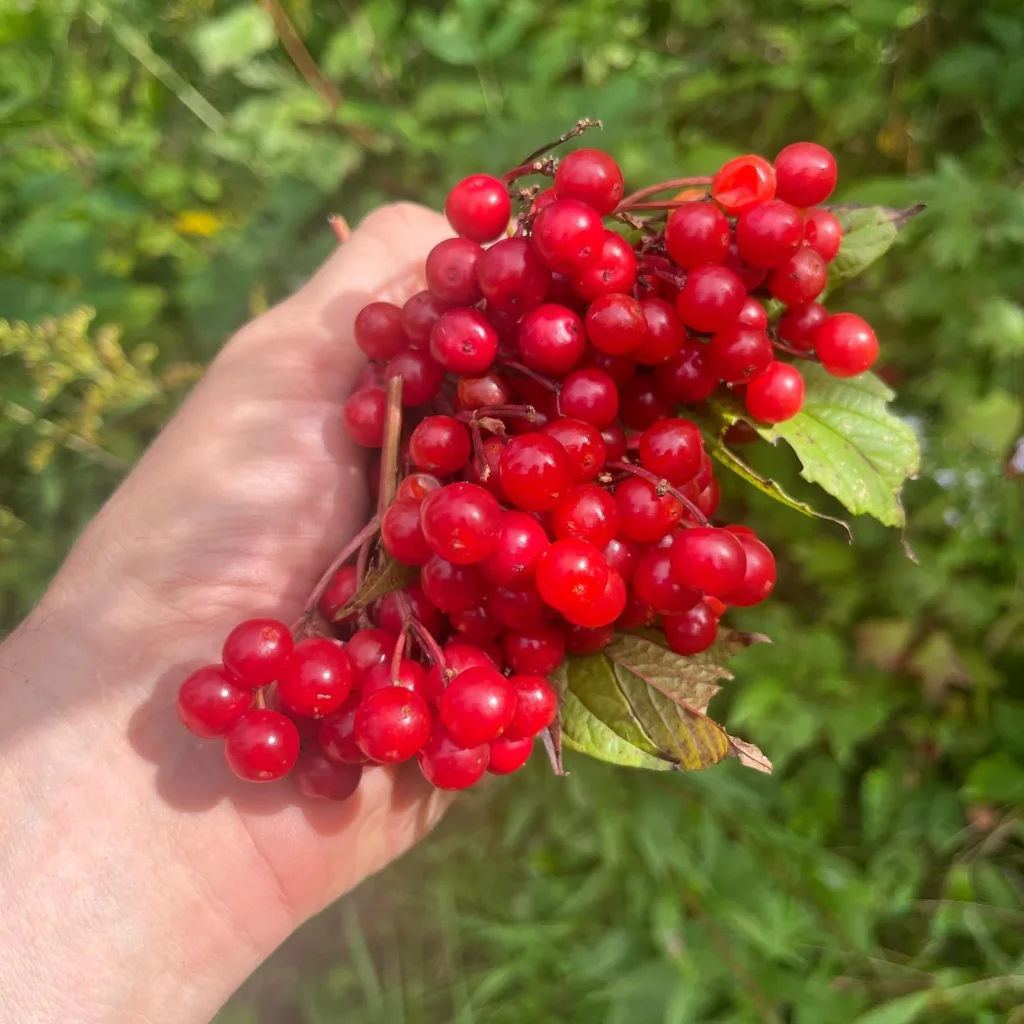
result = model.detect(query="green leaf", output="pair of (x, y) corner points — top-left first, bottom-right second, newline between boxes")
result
(852, 991), (932, 1024)
(190, 6), (276, 77)
(962, 752), (1024, 805)
(333, 555), (414, 621)
(552, 631), (771, 774)
(733, 365), (920, 528)
(827, 204), (924, 290)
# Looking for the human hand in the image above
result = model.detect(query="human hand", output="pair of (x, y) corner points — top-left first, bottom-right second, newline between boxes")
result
(0, 203), (453, 1024)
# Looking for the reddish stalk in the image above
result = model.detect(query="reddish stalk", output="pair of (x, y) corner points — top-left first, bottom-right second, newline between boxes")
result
(389, 624), (409, 682)
(607, 460), (709, 526)
(502, 156), (558, 185)
(469, 418), (492, 480)
(520, 117), (603, 165)
(619, 199), (710, 212)
(302, 516), (380, 615)
(409, 618), (448, 679)
(498, 361), (561, 394)
(772, 341), (819, 361)
(615, 177), (712, 212)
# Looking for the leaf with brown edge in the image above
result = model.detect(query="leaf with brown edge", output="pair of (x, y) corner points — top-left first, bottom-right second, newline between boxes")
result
(333, 554), (415, 621)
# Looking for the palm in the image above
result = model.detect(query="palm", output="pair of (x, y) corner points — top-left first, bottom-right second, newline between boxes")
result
(59, 204), (454, 940)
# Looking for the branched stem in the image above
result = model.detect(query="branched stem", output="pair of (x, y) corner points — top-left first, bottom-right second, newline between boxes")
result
(607, 461), (708, 526)
(503, 155), (558, 185)
(521, 117), (603, 165)
(615, 177), (712, 212)
(409, 618), (448, 679)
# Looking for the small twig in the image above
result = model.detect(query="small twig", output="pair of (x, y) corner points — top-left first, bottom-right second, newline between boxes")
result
(497, 361), (562, 395)
(409, 618), (448, 679)
(455, 404), (538, 424)
(607, 461), (708, 526)
(615, 178), (712, 212)
(389, 624), (408, 682)
(771, 340), (819, 361)
(377, 376), (403, 519)
(469, 419), (492, 480)
(502, 155), (559, 186)
(328, 214), (351, 244)
(301, 516), (380, 617)
(520, 117), (603, 165)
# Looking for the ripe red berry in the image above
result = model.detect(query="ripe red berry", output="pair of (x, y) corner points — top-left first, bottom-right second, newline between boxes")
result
(814, 312), (879, 377)
(712, 154), (776, 214)
(517, 303), (587, 374)
(535, 536), (609, 611)
(476, 237), (551, 314)
(318, 565), (358, 625)
(401, 290), (450, 347)
(553, 148), (624, 214)
(585, 293), (646, 355)
(614, 476), (683, 543)
(583, 348), (637, 387)
(409, 415), (472, 476)
(633, 297), (685, 366)
(429, 308), (498, 375)
(485, 580), (550, 630)
(737, 297), (768, 331)
(395, 472), (443, 503)
(420, 482), (503, 563)
(456, 371), (513, 412)
(736, 200), (804, 268)
(445, 174), (512, 243)
(420, 554), (485, 613)
(225, 709), (300, 782)
(318, 692), (367, 764)
(449, 602), (503, 644)
(744, 362), (805, 423)
(707, 324), (774, 383)
(768, 246), (829, 306)
(778, 301), (828, 352)
(570, 230), (638, 300)
(531, 198), (605, 275)
(802, 207), (843, 262)
(725, 530), (777, 606)
(354, 301), (407, 361)
(694, 477), (721, 518)
(560, 367), (619, 426)
(487, 735), (535, 775)
(562, 566), (626, 627)
(773, 142), (837, 207)
(177, 665), (252, 738)
(385, 349), (445, 407)
(677, 265), (747, 334)
(294, 752), (362, 801)
(550, 484), (620, 548)
(542, 418), (607, 482)
(467, 434), (508, 499)
(478, 509), (550, 586)
(619, 374), (673, 430)
(670, 526), (747, 598)
(502, 624), (566, 675)
(222, 618), (294, 689)
(277, 638), (354, 719)
(343, 388), (387, 448)
(598, 423), (627, 464)
(504, 674), (558, 739)
(564, 622), (615, 654)
(346, 627), (397, 679)
(654, 343), (719, 404)
(662, 600), (719, 655)
(354, 687), (432, 763)
(639, 418), (704, 484)
(602, 536), (641, 583)
(439, 665), (517, 746)
(378, 583), (443, 638)
(418, 725), (490, 790)
(665, 202), (730, 268)
(360, 659), (432, 705)
(499, 432), (575, 512)
(633, 548), (701, 615)
(724, 240), (768, 292)
(380, 499), (432, 565)
(425, 237), (484, 305)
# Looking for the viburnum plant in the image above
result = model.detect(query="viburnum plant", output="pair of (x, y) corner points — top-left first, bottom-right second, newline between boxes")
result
(177, 120), (921, 797)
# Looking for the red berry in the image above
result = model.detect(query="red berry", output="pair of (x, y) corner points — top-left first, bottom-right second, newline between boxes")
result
(429, 308), (498, 376)
(477, 237), (551, 314)
(598, 423), (627, 464)
(294, 752), (362, 801)
(531, 199), (605, 275)
(420, 482), (502, 563)
(222, 618), (293, 689)
(707, 325), (774, 383)
(724, 240), (768, 292)
(553, 148), (624, 215)
(695, 477), (721, 519)
(354, 687), (432, 763)
(712, 155), (776, 215)
(744, 362), (805, 423)
(401, 290), (450, 347)
(638, 418), (704, 485)
(225, 709), (300, 782)
(439, 665), (517, 746)
(425, 237), (484, 305)
(583, 348), (637, 387)
(360, 659), (432, 704)
(532, 187), (557, 214)
(737, 297), (768, 331)
(602, 536), (641, 583)
(560, 367), (619, 426)
(445, 174), (512, 243)
(778, 302), (828, 352)
(420, 554), (485, 613)
(499, 432), (575, 512)
(564, 622), (615, 654)
(478, 509), (550, 586)
(505, 674), (558, 739)
(449, 602), (503, 645)
(562, 566), (626, 627)
(354, 301), (407, 361)
(386, 349), (445, 407)
(619, 374), (672, 430)
(456, 371), (513, 412)
(585, 293), (646, 355)
(654, 343), (719, 404)
(767, 247), (828, 306)
(318, 692), (367, 764)
(670, 527), (747, 598)
(502, 624), (566, 675)
(614, 477), (682, 543)
(487, 735), (534, 774)
(735, 200), (803, 269)
(677, 265), (747, 334)
(318, 565), (358, 625)
(633, 548), (700, 614)
(177, 665), (252, 738)
(665, 202), (730, 268)
(409, 415), (472, 476)
(517, 303), (587, 375)
(395, 472), (442, 503)
(418, 725), (490, 789)
(802, 207), (843, 262)
(486, 580), (550, 630)
(378, 583), (442, 638)
(380, 499), (432, 565)
(773, 142), (837, 208)
(704, 595), (728, 617)
(444, 641), (500, 674)
(633, 297), (685, 366)
(466, 434), (508, 499)
(663, 600), (719, 655)
(570, 230), (638, 300)
(725, 531), (777, 606)
(550, 484), (620, 548)
(535, 537), (609, 612)
(814, 312), (879, 377)
(346, 628), (397, 679)
(343, 388), (387, 447)
(277, 638), (354, 718)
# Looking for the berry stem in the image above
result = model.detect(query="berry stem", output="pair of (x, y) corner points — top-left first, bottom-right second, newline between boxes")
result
(456, 403), (538, 424)
(389, 625), (408, 683)
(497, 361), (562, 395)
(519, 116), (603, 166)
(408, 617), (448, 680)
(617, 199), (708, 212)
(541, 723), (566, 777)
(301, 515), (381, 616)
(615, 178), (712, 212)
(771, 340), (820, 361)
(468, 418), (492, 481)
(502, 156), (558, 186)
(606, 460), (709, 526)
(253, 687), (267, 710)
(377, 375), (404, 519)
(328, 214), (351, 244)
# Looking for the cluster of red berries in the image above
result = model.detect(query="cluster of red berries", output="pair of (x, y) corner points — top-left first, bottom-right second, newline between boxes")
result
(178, 134), (869, 799)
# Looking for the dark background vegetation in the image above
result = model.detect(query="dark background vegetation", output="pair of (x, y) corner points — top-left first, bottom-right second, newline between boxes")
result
(3, 1), (1023, 1020)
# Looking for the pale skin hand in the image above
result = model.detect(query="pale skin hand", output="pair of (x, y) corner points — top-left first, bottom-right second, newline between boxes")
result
(0, 204), (454, 1024)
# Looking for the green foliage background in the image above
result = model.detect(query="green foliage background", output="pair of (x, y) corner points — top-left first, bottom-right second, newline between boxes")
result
(4, 0), (1024, 1020)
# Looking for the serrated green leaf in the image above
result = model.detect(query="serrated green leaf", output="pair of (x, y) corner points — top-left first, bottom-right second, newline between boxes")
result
(744, 365), (919, 527)
(827, 204), (924, 290)
(333, 554), (414, 621)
